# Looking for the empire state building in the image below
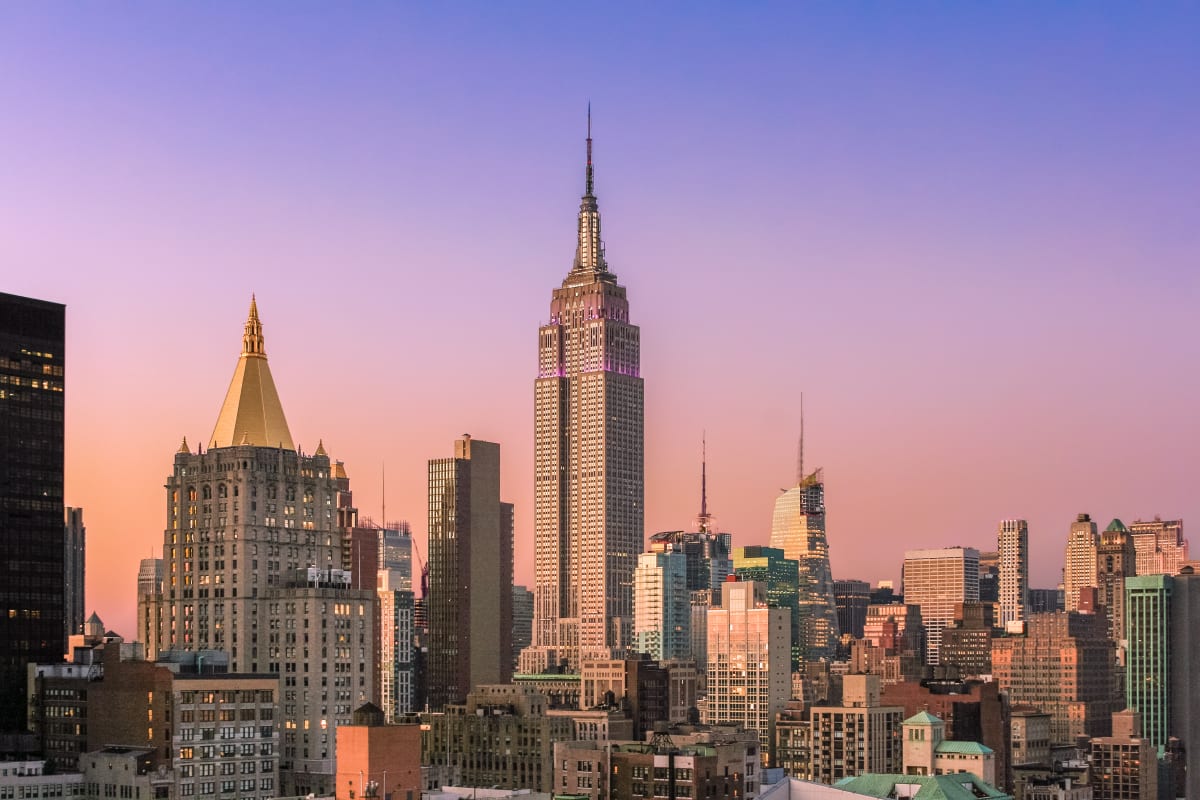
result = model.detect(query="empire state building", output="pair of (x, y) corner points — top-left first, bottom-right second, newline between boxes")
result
(522, 113), (644, 673)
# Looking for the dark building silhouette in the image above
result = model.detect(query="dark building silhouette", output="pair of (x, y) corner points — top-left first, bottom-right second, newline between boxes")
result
(0, 292), (65, 732)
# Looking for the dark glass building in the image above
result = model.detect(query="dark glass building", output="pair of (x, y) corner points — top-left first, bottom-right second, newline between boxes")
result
(0, 292), (65, 732)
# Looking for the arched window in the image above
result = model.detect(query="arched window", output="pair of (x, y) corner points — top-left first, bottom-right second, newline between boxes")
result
(202, 485), (212, 500)
(188, 487), (197, 502)
(218, 484), (228, 498)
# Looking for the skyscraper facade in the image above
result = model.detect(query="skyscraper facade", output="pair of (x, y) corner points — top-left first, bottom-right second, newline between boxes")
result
(632, 547), (690, 661)
(63, 507), (85, 641)
(147, 299), (375, 796)
(377, 524), (415, 718)
(135, 557), (164, 658)
(997, 519), (1028, 627)
(1095, 519), (1137, 647)
(0, 291), (65, 732)
(526, 115), (644, 672)
(427, 435), (514, 708)
(1124, 574), (1171, 750)
(1169, 566), (1200, 800)
(733, 545), (801, 669)
(703, 578), (791, 765)
(902, 547), (980, 665)
(1063, 513), (1099, 613)
(769, 468), (839, 662)
(1128, 517), (1189, 576)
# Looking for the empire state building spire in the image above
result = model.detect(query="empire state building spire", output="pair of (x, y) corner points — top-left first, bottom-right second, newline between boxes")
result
(572, 104), (606, 274)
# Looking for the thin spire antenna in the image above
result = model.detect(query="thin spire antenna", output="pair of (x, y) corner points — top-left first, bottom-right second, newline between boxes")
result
(585, 102), (594, 197)
(381, 463), (386, 530)
(797, 393), (805, 485)
(698, 432), (712, 533)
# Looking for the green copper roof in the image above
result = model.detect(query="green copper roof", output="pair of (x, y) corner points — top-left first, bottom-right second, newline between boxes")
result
(903, 711), (944, 726)
(1106, 518), (1128, 532)
(936, 740), (993, 755)
(834, 774), (1010, 800)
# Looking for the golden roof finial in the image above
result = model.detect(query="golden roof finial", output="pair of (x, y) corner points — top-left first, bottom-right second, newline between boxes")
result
(243, 295), (265, 356)
(179, 436), (190, 454)
(315, 439), (327, 456)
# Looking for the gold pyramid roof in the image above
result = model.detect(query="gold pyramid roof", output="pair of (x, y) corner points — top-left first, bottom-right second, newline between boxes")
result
(209, 296), (295, 450)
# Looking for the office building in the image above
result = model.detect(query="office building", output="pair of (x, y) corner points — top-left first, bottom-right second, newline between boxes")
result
(427, 435), (513, 708)
(834, 579), (871, 640)
(939, 602), (996, 678)
(1169, 566), (1200, 800)
(525, 114), (644, 673)
(420, 684), (572, 792)
(859, 604), (925, 684)
(647, 530), (733, 593)
(769, 466), (839, 662)
(1095, 520), (1137, 649)
(991, 612), (1117, 745)
(733, 546), (801, 668)
(1027, 589), (1062, 614)
(703, 579), (791, 765)
(512, 585), (534, 671)
(63, 507), (85, 644)
(1087, 710), (1157, 800)
(633, 547), (690, 661)
(978, 551), (1000, 606)
(1123, 574), (1170, 750)
(375, 523), (415, 718)
(806, 674), (903, 783)
(0, 291), (66, 732)
(1063, 514), (1099, 613)
(997, 520), (1028, 628)
(1128, 517), (1188, 576)
(902, 548), (980, 665)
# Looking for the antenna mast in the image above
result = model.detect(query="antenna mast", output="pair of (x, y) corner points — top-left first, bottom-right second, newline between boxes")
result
(797, 393), (805, 484)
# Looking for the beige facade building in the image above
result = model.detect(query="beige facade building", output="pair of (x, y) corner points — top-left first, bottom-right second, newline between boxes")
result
(806, 675), (903, 784)
(998, 520), (1028, 627)
(1128, 517), (1188, 576)
(524, 118), (644, 673)
(1094, 520), (1136, 649)
(901, 711), (996, 786)
(1009, 707), (1051, 767)
(902, 548), (980, 665)
(137, 557), (165, 659)
(991, 612), (1118, 745)
(702, 579), (791, 765)
(141, 299), (374, 797)
(420, 684), (572, 793)
(1062, 514), (1099, 613)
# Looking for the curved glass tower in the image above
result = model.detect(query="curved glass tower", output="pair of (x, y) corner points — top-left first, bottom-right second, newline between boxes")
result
(770, 468), (840, 661)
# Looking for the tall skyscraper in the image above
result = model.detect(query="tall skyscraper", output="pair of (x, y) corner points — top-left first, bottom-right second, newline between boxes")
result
(63, 507), (85, 641)
(1124, 574), (1171, 750)
(632, 547), (690, 661)
(1128, 517), (1189, 576)
(703, 578), (791, 765)
(526, 112), (644, 672)
(512, 585), (534, 669)
(833, 579), (871, 640)
(997, 519), (1028, 627)
(902, 547), (980, 665)
(769, 454), (839, 662)
(0, 291), (65, 732)
(1096, 519), (1137, 647)
(1063, 513), (1099, 612)
(1169, 566), (1200, 800)
(146, 299), (375, 796)
(427, 435), (514, 708)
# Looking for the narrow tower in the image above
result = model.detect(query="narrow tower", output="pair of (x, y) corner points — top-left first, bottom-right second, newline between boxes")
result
(523, 111), (644, 672)
(769, 411), (840, 662)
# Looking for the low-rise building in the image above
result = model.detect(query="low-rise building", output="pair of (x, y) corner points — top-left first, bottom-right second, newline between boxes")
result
(334, 703), (421, 800)
(901, 711), (996, 786)
(82, 746), (174, 800)
(0, 759), (84, 799)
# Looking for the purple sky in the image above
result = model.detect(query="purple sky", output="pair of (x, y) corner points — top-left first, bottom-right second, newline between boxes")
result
(2, 4), (1197, 635)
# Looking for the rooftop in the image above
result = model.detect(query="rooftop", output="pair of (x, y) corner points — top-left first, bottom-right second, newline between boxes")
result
(834, 774), (1010, 800)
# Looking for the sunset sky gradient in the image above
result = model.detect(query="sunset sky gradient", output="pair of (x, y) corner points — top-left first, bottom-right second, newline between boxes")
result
(2, 4), (1197, 636)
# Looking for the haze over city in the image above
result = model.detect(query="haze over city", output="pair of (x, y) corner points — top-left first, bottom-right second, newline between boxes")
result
(2, 3), (1197, 639)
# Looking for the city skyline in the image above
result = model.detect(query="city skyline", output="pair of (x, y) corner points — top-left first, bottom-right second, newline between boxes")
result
(3, 5), (1198, 638)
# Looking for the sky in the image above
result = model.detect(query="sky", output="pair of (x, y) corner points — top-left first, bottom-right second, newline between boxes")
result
(2, 4), (1197, 637)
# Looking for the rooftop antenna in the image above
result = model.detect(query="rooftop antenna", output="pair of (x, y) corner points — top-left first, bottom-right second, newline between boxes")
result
(381, 463), (386, 530)
(698, 432), (711, 533)
(796, 392), (805, 485)
(585, 102), (594, 196)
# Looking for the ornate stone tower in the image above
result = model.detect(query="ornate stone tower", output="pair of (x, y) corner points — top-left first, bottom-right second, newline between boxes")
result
(523, 111), (644, 672)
